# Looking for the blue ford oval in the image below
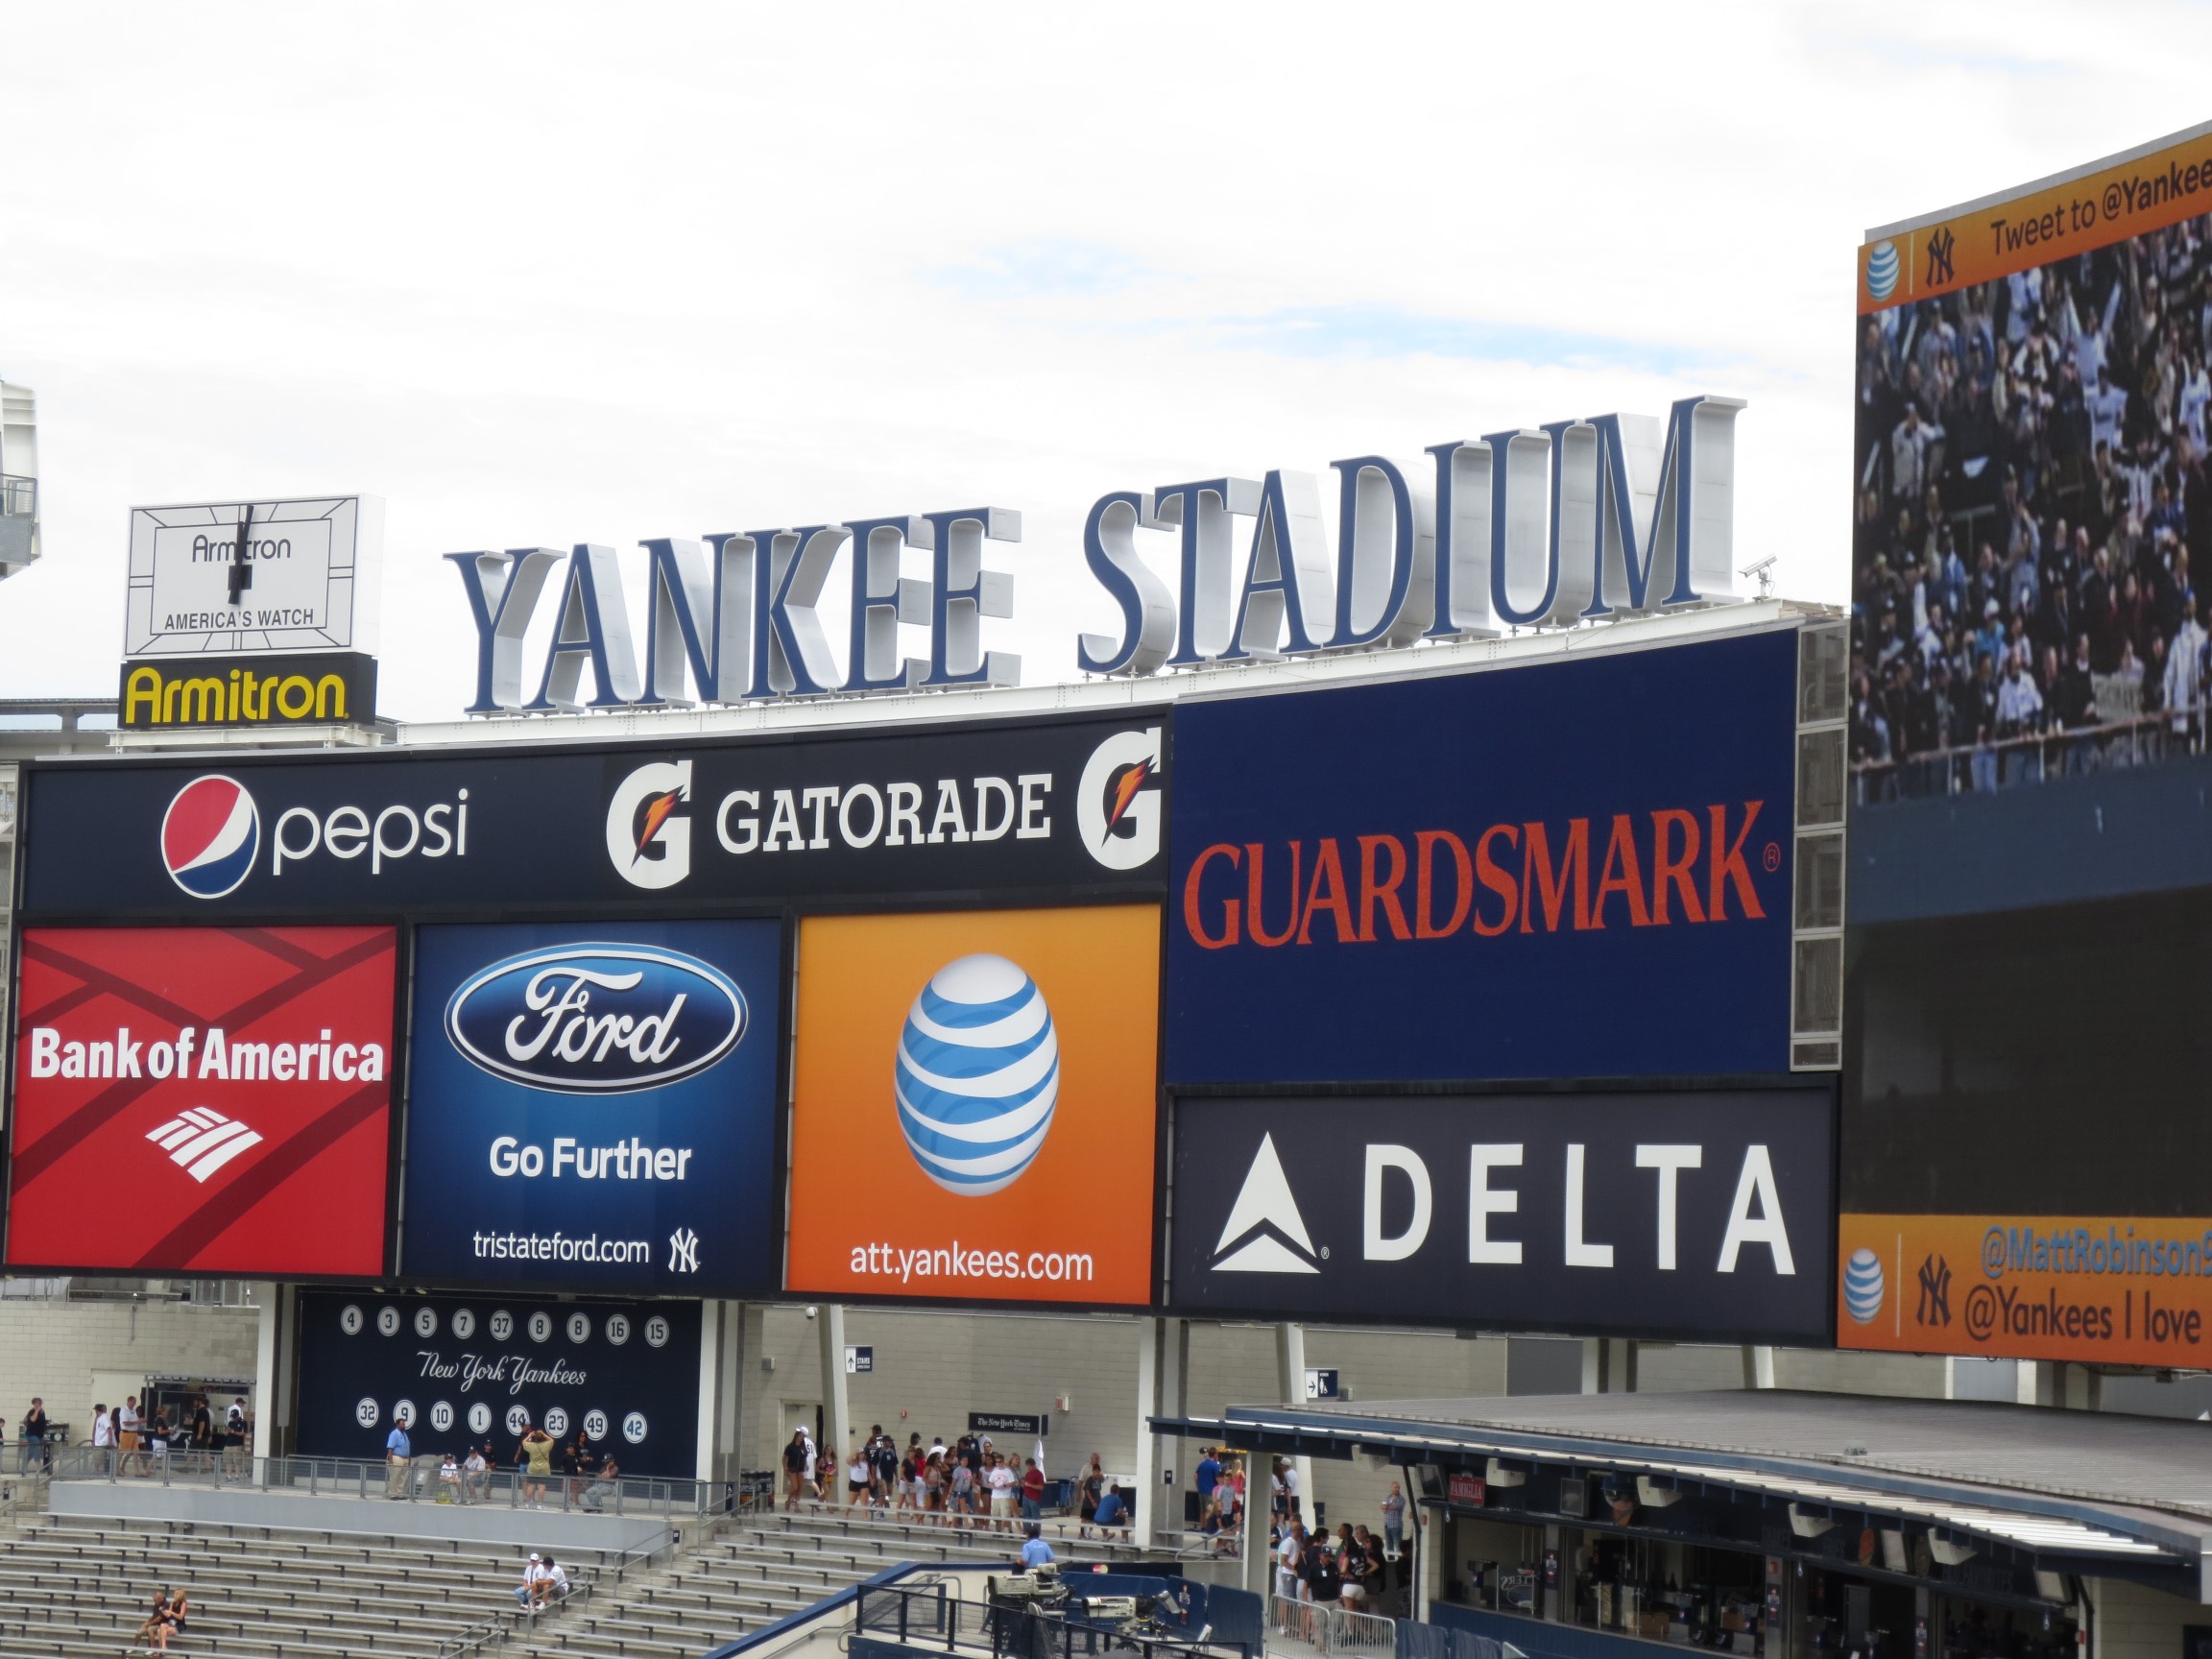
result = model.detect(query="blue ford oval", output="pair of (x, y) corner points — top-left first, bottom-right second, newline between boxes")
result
(445, 942), (747, 1094)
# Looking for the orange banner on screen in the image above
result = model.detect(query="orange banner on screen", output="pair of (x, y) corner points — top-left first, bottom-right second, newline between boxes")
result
(1839, 1214), (2212, 1366)
(784, 904), (1160, 1307)
(1859, 126), (2212, 313)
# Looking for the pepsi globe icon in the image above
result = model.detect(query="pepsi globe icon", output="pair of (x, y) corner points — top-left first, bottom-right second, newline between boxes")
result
(1843, 1247), (1885, 1323)
(161, 776), (259, 900)
(895, 953), (1059, 1196)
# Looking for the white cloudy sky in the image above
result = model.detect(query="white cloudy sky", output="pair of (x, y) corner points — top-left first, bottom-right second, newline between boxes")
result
(4, 2), (2211, 720)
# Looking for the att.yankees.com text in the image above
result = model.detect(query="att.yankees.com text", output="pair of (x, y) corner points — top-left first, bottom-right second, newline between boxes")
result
(472, 1230), (652, 1266)
(849, 1242), (1094, 1285)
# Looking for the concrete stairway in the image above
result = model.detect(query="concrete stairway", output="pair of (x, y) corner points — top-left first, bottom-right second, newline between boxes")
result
(0, 1513), (613, 1657)
(512, 1504), (1169, 1659)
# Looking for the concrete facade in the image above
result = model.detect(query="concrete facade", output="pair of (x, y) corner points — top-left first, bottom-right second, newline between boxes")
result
(0, 1294), (261, 1446)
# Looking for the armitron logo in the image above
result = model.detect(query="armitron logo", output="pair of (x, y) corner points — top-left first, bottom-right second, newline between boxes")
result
(1076, 727), (1163, 872)
(1211, 1134), (1319, 1274)
(161, 776), (261, 900)
(145, 1107), (265, 1184)
(607, 760), (692, 889)
(445, 942), (744, 1094)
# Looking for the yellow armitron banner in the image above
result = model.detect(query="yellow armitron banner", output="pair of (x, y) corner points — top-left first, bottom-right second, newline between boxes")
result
(120, 652), (377, 730)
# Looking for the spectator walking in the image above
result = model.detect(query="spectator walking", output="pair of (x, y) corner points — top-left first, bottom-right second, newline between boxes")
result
(187, 1396), (215, 1473)
(384, 1409), (413, 1498)
(1195, 1446), (1221, 1509)
(92, 1403), (114, 1479)
(1020, 1456), (1045, 1522)
(119, 1395), (145, 1478)
(782, 1429), (811, 1509)
(846, 1445), (871, 1507)
(224, 1398), (250, 1479)
(19, 1398), (49, 1475)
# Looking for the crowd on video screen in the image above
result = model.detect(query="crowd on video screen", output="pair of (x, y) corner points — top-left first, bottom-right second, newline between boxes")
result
(1852, 214), (2212, 797)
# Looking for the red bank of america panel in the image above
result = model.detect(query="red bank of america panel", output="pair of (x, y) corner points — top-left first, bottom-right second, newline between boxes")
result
(6, 926), (397, 1275)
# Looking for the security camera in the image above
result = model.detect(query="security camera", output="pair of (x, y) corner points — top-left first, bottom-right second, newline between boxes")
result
(805, 1307), (818, 1320)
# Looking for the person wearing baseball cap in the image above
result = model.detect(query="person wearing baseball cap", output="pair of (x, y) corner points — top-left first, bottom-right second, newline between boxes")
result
(513, 1552), (546, 1610)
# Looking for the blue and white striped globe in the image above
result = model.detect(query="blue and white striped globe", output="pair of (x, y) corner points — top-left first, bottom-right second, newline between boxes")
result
(895, 954), (1059, 1196)
(1842, 1247), (1886, 1324)
(1865, 240), (1900, 302)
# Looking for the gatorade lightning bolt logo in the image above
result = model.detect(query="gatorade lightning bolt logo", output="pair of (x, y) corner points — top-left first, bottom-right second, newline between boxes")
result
(1074, 728), (1163, 873)
(634, 789), (684, 861)
(160, 776), (261, 900)
(1105, 757), (1154, 836)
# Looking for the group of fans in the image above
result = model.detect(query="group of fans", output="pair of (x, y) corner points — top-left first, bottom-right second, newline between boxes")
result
(782, 1426), (1133, 1532)
(1852, 215), (2212, 794)
(1190, 1445), (1410, 1603)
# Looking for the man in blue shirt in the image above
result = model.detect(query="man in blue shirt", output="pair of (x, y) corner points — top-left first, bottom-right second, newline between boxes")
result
(385, 1413), (413, 1499)
(1093, 1486), (1128, 1533)
(1021, 1524), (1054, 1568)
(1194, 1447), (1221, 1506)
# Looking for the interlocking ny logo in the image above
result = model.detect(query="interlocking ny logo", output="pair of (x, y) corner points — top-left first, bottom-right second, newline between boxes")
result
(1924, 227), (1957, 288)
(1916, 1253), (1953, 1328)
(668, 1227), (701, 1274)
(146, 1108), (264, 1184)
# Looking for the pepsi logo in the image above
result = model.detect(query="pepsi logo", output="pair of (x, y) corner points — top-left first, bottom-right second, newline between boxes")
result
(895, 954), (1059, 1195)
(161, 775), (260, 900)
(445, 942), (747, 1093)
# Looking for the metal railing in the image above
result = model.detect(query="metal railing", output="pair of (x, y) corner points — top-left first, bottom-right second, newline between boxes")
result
(0, 476), (33, 518)
(1269, 1596), (1393, 1656)
(434, 1572), (597, 1659)
(1852, 707), (2208, 804)
(1394, 1624), (1526, 1659)
(769, 1494), (1160, 1561)
(38, 1445), (734, 1521)
(854, 1580), (1251, 1659)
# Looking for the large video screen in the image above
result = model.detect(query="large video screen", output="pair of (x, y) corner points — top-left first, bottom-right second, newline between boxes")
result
(1845, 128), (2212, 1367)
(398, 920), (782, 1295)
(6, 926), (397, 1276)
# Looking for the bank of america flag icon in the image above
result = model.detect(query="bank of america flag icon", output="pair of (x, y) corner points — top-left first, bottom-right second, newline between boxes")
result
(146, 1108), (264, 1184)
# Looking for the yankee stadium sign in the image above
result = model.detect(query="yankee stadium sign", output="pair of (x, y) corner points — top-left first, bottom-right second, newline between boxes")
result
(446, 397), (1743, 713)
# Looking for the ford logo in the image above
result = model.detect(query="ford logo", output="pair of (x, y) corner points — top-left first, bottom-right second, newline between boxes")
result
(445, 943), (746, 1094)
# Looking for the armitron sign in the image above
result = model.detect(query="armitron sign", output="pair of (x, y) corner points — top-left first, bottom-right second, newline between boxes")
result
(125, 495), (381, 658)
(120, 652), (377, 730)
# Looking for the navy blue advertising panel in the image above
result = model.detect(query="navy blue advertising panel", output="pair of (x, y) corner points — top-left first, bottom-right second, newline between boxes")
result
(400, 921), (781, 1295)
(1167, 1088), (1833, 1343)
(14, 713), (1166, 918)
(294, 1288), (700, 1479)
(1166, 632), (1796, 1084)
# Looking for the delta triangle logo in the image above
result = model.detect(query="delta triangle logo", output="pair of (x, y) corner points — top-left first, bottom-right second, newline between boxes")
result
(1210, 1133), (1320, 1274)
